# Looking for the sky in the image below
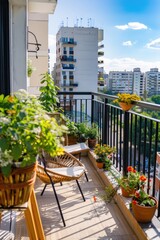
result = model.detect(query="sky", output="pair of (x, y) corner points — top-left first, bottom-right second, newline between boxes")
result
(49, 0), (160, 74)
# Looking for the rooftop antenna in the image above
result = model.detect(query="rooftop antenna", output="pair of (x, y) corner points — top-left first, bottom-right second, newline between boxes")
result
(66, 17), (68, 27)
(76, 18), (79, 27)
(87, 18), (90, 27)
(80, 18), (83, 27)
(61, 21), (64, 27)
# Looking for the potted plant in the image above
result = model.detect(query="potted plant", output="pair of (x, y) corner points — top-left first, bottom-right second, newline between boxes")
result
(113, 93), (141, 111)
(0, 89), (64, 207)
(86, 123), (99, 149)
(94, 144), (116, 169)
(117, 166), (147, 197)
(66, 119), (78, 145)
(76, 122), (88, 143)
(132, 188), (158, 223)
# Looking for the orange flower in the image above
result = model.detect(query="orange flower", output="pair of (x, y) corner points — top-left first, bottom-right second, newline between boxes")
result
(127, 166), (134, 172)
(139, 175), (147, 182)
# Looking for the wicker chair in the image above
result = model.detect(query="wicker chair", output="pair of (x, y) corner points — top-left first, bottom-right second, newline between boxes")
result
(36, 151), (86, 227)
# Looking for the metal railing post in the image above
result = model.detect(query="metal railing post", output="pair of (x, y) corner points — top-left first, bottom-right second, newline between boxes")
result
(102, 98), (108, 144)
(123, 112), (130, 176)
(91, 94), (94, 124)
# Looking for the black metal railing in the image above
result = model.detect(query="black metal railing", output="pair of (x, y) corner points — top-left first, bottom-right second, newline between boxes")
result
(57, 91), (160, 217)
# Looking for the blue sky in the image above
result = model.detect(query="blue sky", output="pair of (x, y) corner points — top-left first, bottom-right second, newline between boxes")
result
(49, 0), (160, 73)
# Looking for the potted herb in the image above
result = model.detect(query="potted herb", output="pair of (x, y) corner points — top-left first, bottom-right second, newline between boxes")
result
(66, 119), (78, 145)
(76, 122), (88, 143)
(0, 89), (64, 207)
(86, 123), (99, 148)
(113, 93), (141, 111)
(94, 144), (116, 169)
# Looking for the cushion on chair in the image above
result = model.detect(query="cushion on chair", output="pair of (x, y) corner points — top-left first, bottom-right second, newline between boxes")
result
(47, 166), (85, 178)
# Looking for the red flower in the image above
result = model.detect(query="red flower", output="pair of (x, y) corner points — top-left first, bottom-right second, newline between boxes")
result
(132, 200), (138, 205)
(139, 175), (147, 182)
(135, 191), (140, 198)
(127, 166), (134, 172)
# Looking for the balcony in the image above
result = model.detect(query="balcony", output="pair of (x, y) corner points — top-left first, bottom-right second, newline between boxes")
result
(60, 56), (76, 62)
(98, 51), (104, 56)
(57, 92), (160, 221)
(61, 40), (77, 45)
(61, 82), (78, 87)
(1, 92), (159, 239)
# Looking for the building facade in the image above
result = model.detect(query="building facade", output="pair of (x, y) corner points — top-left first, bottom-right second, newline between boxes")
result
(108, 68), (145, 96)
(145, 68), (160, 97)
(55, 26), (104, 98)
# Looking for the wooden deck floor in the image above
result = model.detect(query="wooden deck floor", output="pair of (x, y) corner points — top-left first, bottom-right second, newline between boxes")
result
(14, 156), (138, 240)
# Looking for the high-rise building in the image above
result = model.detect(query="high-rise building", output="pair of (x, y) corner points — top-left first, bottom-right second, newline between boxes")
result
(145, 68), (160, 97)
(108, 71), (133, 94)
(108, 68), (145, 96)
(55, 26), (104, 99)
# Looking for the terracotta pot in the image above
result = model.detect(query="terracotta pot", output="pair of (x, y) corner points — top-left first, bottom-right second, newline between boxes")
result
(68, 135), (77, 145)
(119, 102), (133, 111)
(96, 162), (104, 169)
(121, 187), (136, 198)
(132, 196), (158, 223)
(88, 138), (96, 149)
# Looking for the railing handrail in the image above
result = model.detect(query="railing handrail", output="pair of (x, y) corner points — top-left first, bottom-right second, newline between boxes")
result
(58, 91), (160, 111)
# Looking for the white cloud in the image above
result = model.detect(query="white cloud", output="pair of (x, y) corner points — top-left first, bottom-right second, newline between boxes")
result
(115, 22), (148, 30)
(146, 38), (160, 49)
(103, 57), (160, 73)
(122, 41), (133, 46)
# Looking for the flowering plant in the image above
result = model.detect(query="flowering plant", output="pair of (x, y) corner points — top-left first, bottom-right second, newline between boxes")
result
(118, 166), (147, 191)
(94, 144), (116, 163)
(113, 93), (141, 105)
(132, 189), (156, 207)
(0, 90), (64, 177)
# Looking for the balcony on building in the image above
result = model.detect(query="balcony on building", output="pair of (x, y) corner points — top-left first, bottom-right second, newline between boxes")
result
(60, 55), (76, 62)
(98, 44), (104, 49)
(98, 51), (104, 56)
(62, 64), (75, 70)
(61, 82), (78, 87)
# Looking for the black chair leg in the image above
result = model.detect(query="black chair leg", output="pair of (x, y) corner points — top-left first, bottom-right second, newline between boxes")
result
(84, 172), (89, 182)
(51, 182), (66, 227)
(76, 180), (85, 202)
(41, 184), (47, 196)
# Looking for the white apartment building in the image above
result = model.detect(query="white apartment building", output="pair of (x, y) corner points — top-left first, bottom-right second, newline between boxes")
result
(55, 26), (104, 97)
(108, 68), (145, 96)
(133, 68), (144, 96)
(108, 71), (133, 94)
(145, 68), (160, 97)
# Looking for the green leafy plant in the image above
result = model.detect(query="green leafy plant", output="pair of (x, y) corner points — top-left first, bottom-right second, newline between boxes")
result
(86, 123), (99, 139)
(38, 72), (60, 112)
(132, 189), (156, 207)
(0, 89), (64, 176)
(66, 119), (78, 137)
(113, 93), (141, 105)
(76, 122), (88, 142)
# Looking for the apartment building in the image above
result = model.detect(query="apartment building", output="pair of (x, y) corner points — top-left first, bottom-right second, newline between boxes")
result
(55, 26), (104, 98)
(145, 68), (160, 97)
(108, 71), (133, 94)
(108, 68), (145, 96)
